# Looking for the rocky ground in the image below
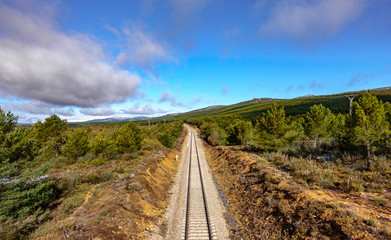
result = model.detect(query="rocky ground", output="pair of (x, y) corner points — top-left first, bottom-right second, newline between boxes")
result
(204, 145), (391, 240)
(31, 131), (187, 240)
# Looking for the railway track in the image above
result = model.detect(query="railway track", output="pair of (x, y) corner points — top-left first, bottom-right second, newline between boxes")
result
(182, 129), (216, 240)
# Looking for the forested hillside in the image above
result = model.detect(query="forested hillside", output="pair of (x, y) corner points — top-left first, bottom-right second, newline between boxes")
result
(0, 110), (183, 239)
(161, 89), (391, 122)
(189, 91), (391, 192)
(190, 90), (391, 238)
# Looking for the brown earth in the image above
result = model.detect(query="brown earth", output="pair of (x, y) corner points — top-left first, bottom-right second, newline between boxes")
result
(33, 130), (187, 240)
(204, 145), (391, 240)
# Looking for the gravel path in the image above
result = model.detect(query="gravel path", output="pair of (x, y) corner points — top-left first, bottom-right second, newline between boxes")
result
(154, 125), (230, 239)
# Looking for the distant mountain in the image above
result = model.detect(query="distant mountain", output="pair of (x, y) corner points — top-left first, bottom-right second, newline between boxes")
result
(154, 105), (225, 119)
(250, 98), (282, 103)
(159, 86), (391, 121)
(187, 105), (225, 113)
(155, 113), (180, 119)
(83, 116), (149, 123)
(77, 87), (391, 124)
(371, 86), (391, 91)
(295, 94), (315, 99)
(342, 86), (391, 95)
(76, 105), (225, 123)
(294, 87), (391, 99)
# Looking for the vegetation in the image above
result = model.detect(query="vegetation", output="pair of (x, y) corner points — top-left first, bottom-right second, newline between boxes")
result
(187, 91), (391, 192)
(201, 91), (391, 239)
(0, 108), (183, 239)
(1, 88), (390, 238)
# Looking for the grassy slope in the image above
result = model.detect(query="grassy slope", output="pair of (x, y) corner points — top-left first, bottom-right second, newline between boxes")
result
(162, 89), (391, 122)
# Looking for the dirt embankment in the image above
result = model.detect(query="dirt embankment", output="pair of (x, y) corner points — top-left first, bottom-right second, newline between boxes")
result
(35, 130), (187, 240)
(205, 146), (389, 240)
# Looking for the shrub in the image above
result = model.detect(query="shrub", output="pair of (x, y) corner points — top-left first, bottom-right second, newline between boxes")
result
(91, 131), (111, 156)
(63, 128), (90, 159)
(0, 108), (18, 135)
(89, 157), (105, 166)
(59, 192), (85, 215)
(373, 196), (387, 206)
(1, 127), (38, 163)
(141, 137), (164, 152)
(33, 115), (68, 143)
(227, 120), (253, 146)
(157, 130), (176, 148)
(100, 170), (115, 182)
(157, 121), (184, 148)
(111, 122), (143, 153)
(364, 218), (378, 227)
(0, 180), (59, 222)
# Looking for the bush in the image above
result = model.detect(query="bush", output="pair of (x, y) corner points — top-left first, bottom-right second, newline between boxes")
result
(62, 128), (90, 159)
(141, 137), (164, 152)
(91, 131), (111, 156)
(0, 180), (59, 222)
(157, 121), (184, 148)
(0, 108), (18, 135)
(1, 127), (38, 163)
(364, 218), (378, 227)
(265, 153), (339, 189)
(89, 157), (105, 166)
(33, 115), (68, 144)
(200, 122), (227, 146)
(59, 192), (85, 215)
(100, 170), (115, 182)
(227, 120), (253, 146)
(111, 122), (143, 153)
(157, 130), (176, 148)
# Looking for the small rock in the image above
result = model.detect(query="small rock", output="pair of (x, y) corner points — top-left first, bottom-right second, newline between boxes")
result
(130, 174), (135, 179)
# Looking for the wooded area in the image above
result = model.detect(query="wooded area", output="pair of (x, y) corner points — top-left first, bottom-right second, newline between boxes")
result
(0, 111), (183, 239)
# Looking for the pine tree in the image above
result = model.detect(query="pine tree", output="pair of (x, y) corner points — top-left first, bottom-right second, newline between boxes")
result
(350, 91), (388, 169)
(259, 103), (287, 137)
(304, 104), (335, 148)
(0, 108), (18, 135)
(256, 103), (288, 150)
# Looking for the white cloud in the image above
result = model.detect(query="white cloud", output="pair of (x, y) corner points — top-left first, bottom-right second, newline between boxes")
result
(3, 101), (74, 117)
(80, 107), (116, 116)
(121, 104), (167, 115)
(114, 26), (173, 69)
(0, 2), (141, 107)
(55, 108), (75, 116)
(2, 100), (53, 115)
(159, 90), (183, 107)
(260, 0), (366, 42)
(348, 67), (391, 86)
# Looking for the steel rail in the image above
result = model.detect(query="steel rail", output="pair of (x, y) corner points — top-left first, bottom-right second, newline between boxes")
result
(193, 130), (213, 240)
(184, 130), (192, 239)
(184, 129), (213, 240)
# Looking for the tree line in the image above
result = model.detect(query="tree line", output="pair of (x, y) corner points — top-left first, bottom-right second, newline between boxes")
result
(189, 91), (391, 169)
(0, 110), (183, 232)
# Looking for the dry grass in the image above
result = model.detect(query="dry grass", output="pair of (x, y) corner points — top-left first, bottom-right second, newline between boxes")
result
(205, 145), (391, 239)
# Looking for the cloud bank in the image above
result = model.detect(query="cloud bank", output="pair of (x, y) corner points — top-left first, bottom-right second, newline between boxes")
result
(114, 26), (173, 70)
(159, 90), (183, 107)
(0, 2), (141, 108)
(122, 104), (167, 115)
(80, 107), (116, 116)
(260, 0), (366, 42)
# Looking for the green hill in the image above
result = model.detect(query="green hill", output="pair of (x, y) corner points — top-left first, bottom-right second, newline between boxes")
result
(160, 88), (391, 122)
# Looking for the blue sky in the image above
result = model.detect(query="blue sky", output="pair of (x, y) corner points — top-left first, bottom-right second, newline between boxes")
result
(0, 0), (391, 122)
